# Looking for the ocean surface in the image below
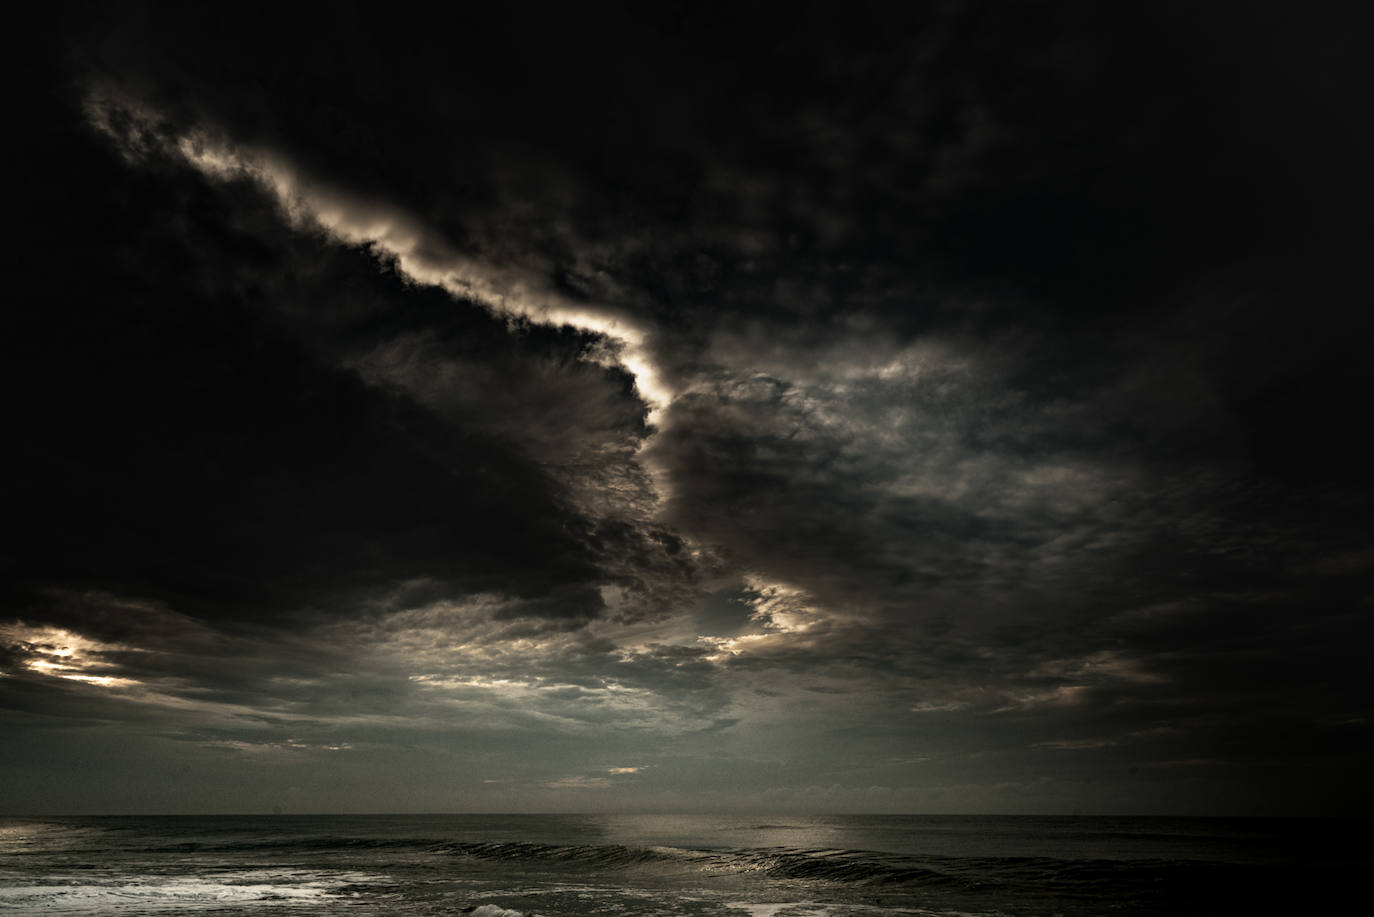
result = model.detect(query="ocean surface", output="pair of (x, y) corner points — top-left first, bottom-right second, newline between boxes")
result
(0, 814), (1365, 916)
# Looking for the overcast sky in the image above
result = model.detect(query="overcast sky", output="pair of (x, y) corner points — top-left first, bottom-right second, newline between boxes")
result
(3, 2), (1371, 816)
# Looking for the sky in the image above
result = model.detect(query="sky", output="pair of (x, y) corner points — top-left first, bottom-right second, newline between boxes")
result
(2, 2), (1371, 816)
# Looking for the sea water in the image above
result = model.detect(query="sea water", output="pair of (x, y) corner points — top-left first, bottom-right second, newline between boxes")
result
(0, 814), (1364, 915)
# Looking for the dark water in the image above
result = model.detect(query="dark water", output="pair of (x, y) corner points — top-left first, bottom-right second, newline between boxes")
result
(0, 814), (1365, 915)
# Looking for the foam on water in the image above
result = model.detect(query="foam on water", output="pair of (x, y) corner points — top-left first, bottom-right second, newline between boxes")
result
(725, 903), (820, 917)
(466, 906), (533, 917)
(0, 868), (386, 913)
(723, 904), (997, 917)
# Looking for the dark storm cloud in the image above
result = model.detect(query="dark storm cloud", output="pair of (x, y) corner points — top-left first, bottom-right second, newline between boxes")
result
(3, 76), (645, 627)
(3, 229), (597, 621)
(3, 1), (1372, 814)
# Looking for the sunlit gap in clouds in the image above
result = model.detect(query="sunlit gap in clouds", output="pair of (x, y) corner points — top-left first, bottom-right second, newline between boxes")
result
(82, 85), (676, 501)
(695, 575), (824, 663)
(0, 623), (143, 689)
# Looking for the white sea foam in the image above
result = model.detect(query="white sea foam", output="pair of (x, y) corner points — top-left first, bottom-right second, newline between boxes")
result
(467, 905), (531, 917)
(725, 905), (807, 917)
(0, 868), (384, 913)
(724, 904), (860, 917)
(724, 904), (995, 917)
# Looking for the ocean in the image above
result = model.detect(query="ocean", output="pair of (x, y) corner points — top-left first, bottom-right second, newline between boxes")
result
(0, 814), (1365, 916)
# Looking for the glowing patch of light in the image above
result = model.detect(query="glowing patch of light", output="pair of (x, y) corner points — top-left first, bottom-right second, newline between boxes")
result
(0, 623), (143, 690)
(741, 575), (820, 634)
(409, 674), (541, 691)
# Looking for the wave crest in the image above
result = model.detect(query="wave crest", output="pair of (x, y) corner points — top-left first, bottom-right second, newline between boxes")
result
(437, 841), (951, 886)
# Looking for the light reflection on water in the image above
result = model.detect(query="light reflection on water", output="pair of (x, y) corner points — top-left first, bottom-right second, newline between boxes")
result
(595, 815), (854, 853)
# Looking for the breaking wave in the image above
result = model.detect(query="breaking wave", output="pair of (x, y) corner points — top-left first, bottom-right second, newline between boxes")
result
(432, 839), (1210, 895)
